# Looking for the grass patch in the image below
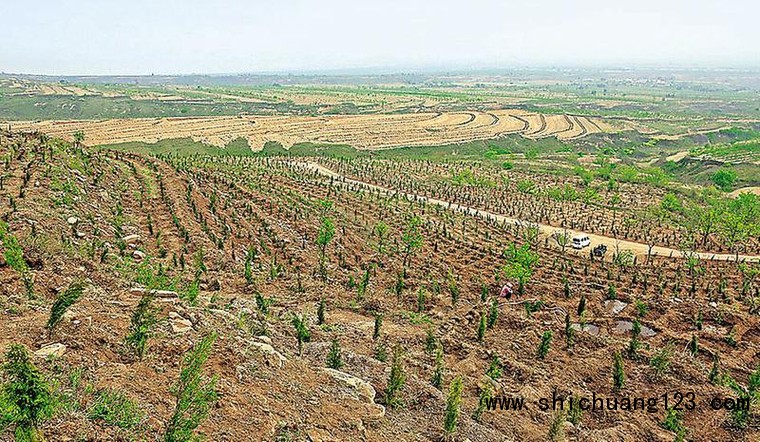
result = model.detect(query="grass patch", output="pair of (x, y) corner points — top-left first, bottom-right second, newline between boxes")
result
(99, 137), (255, 156)
(257, 135), (576, 162)
(87, 389), (145, 430)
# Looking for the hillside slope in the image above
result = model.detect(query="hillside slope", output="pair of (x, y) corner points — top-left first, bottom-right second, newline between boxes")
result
(0, 130), (757, 441)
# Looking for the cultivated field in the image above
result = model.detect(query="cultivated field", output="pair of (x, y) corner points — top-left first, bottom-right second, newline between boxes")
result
(0, 70), (759, 442)
(6, 110), (625, 150)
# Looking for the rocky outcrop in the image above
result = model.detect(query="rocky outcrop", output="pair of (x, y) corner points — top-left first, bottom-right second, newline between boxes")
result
(604, 300), (628, 315)
(34, 343), (66, 358)
(246, 341), (287, 368)
(319, 368), (385, 420)
(122, 234), (141, 247)
(169, 311), (193, 333)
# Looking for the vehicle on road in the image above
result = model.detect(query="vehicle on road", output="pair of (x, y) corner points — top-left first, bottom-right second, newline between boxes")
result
(572, 235), (591, 249)
(593, 244), (608, 257)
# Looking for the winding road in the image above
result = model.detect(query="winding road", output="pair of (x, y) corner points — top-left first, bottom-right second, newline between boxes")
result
(300, 161), (760, 263)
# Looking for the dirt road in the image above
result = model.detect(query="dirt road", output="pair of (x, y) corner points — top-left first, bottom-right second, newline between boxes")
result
(301, 161), (760, 263)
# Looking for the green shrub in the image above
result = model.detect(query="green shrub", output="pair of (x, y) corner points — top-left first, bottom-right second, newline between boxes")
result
(401, 216), (423, 271)
(447, 271), (459, 305)
(326, 338), (343, 370)
(634, 299), (649, 318)
(662, 407), (686, 440)
(480, 283), (489, 302)
(708, 354), (721, 385)
(567, 395), (582, 426)
(537, 331), (552, 359)
(712, 168), (737, 191)
(472, 384), (492, 422)
(425, 328), (437, 354)
(317, 299), (326, 325)
(443, 376), (463, 437)
(516, 179), (536, 194)
(316, 216), (335, 280)
(431, 345), (445, 390)
(613, 351), (625, 391)
(243, 245), (256, 284)
(546, 184), (579, 202)
(564, 314), (575, 348)
(393, 271), (405, 298)
(357, 267), (371, 300)
(723, 366), (759, 428)
(416, 288), (426, 313)
(486, 355), (502, 380)
(125, 292), (158, 360)
(577, 295), (586, 317)
(385, 345), (406, 408)
(181, 278), (200, 305)
(487, 298), (499, 329)
(548, 410), (565, 442)
(650, 343), (673, 378)
(165, 333), (218, 442)
(476, 313), (487, 342)
(689, 334), (699, 356)
(627, 319), (642, 359)
(291, 313), (311, 356)
(0, 221), (33, 298)
(255, 292), (274, 316)
(1, 344), (54, 441)
(503, 243), (539, 295)
(374, 341), (388, 362)
(47, 281), (85, 330)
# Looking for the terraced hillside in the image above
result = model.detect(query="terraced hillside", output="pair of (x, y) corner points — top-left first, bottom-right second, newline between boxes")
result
(5, 110), (625, 150)
(0, 130), (758, 441)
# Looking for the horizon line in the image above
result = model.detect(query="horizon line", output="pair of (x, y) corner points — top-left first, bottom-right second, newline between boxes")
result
(4, 63), (760, 79)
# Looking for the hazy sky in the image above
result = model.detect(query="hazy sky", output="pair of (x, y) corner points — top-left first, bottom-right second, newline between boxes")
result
(1, 0), (758, 75)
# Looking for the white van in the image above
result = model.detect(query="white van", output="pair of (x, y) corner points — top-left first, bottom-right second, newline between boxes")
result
(572, 235), (591, 249)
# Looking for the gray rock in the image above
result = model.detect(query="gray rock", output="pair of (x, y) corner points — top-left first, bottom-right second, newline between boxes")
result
(604, 300), (628, 315)
(613, 320), (656, 337)
(256, 335), (273, 345)
(315, 368), (386, 419)
(319, 368), (376, 404)
(122, 234), (141, 244)
(246, 342), (287, 368)
(208, 309), (236, 321)
(170, 313), (193, 334)
(571, 323), (601, 336)
(34, 343), (66, 358)
(306, 428), (335, 442)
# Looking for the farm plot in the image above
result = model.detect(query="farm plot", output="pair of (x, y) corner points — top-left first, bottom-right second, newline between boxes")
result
(2, 129), (759, 441)
(0, 78), (99, 97)
(310, 158), (760, 255)
(5, 110), (618, 150)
